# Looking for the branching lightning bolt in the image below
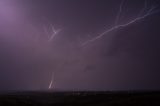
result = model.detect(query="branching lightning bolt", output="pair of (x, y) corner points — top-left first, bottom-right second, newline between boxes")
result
(43, 24), (61, 42)
(48, 24), (61, 42)
(82, 1), (159, 46)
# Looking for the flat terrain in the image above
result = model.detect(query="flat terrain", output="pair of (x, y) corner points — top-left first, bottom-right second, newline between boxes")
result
(0, 91), (159, 106)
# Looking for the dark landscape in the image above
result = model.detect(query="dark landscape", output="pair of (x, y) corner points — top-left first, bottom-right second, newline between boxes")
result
(0, 91), (160, 105)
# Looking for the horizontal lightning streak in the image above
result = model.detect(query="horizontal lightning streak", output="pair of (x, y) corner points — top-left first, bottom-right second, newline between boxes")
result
(82, 3), (158, 46)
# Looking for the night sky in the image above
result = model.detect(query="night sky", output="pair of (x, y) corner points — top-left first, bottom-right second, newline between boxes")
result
(0, 0), (160, 91)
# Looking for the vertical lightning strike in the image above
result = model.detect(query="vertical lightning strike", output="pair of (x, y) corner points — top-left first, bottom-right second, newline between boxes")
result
(45, 24), (61, 89)
(82, 1), (158, 46)
(115, 0), (125, 25)
(49, 72), (54, 89)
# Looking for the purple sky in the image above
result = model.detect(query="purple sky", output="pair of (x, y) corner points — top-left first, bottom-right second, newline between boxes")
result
(0, 0), (160, 91)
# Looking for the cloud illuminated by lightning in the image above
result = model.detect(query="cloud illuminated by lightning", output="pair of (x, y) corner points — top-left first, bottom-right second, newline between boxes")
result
(26, 0), (159, 90)
(47, 0), (159, 89)
(82, 1), (159, 46)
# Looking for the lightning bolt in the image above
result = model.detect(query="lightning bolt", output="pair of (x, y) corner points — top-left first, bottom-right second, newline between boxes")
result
(115, 0), (125, 25)
(82, 1), (159, 46)
(43, 24), (61, 42)
(48, 24), (61, 42)
(44, 24), (61, 89)
(49, 72), (54, 89)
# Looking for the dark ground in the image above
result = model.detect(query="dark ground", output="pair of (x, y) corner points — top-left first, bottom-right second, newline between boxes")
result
(0, 91), (160, 106)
